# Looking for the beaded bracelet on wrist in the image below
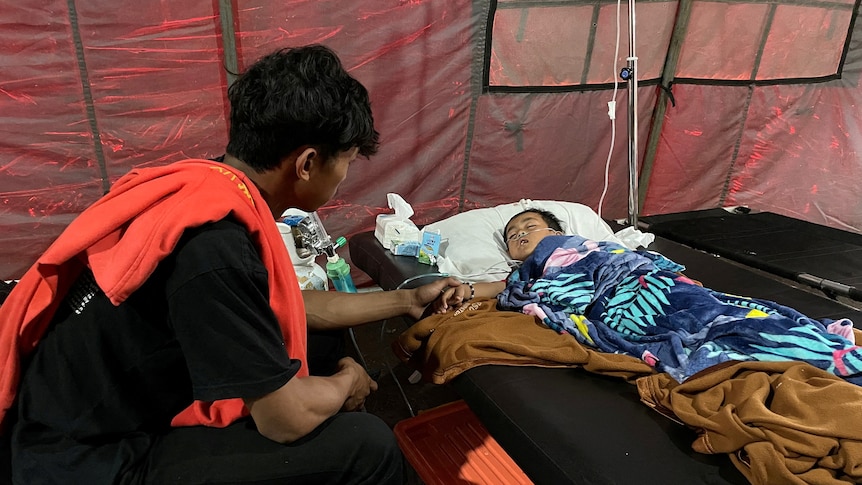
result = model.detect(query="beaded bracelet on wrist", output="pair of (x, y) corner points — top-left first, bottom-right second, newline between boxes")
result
(464, 281), (475, 302)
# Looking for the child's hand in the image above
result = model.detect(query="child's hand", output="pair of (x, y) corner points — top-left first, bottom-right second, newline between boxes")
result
(433, 283), (473, 313)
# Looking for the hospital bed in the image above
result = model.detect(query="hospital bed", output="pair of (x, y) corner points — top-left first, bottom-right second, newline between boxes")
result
(349, 201), (862, 485)
(640, 208), (862, 302)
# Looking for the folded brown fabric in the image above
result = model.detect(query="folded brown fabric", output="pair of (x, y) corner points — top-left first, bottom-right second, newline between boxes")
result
(637, 360), (862, 484)
(394, 298), (654, 384)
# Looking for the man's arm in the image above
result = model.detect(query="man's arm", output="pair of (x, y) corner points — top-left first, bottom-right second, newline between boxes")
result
(303, 277), (461, 330)
(245, 356), (375, 443)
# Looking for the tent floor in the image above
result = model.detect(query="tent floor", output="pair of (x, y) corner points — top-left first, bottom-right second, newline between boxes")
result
(347, 315), (461, 429)
(346, 315), (462, 484)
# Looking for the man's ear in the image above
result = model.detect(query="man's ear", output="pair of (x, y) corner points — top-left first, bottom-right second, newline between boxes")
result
(294, 147), (318, 181)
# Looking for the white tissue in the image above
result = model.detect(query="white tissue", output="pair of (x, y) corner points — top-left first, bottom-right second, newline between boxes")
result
(374, 193), (421, 249)
(614, 226), (655, 248)
(388, 193), (414, 219)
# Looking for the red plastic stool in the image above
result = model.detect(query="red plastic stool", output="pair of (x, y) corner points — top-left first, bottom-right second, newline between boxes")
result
(393, 400), (533, 485)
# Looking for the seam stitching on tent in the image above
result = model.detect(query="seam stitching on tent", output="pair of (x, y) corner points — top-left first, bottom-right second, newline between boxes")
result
(67, 0), (110, 194)
(217, 0), (239, 87)
(461, 0), (496, 212)
(719, 84), (755, 206)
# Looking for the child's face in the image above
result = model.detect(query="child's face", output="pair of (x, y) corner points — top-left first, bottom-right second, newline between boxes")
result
(504, 212), (559, 261)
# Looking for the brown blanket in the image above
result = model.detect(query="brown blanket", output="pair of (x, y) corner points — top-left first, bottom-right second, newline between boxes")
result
(396, 299), (862, 484)
(638, 360), (862, 484)
(394, 297), (654, 384)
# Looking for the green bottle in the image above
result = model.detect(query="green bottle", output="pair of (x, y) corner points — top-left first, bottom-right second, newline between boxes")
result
(323, 236), (357, 293)
(326, 255), (357, 293)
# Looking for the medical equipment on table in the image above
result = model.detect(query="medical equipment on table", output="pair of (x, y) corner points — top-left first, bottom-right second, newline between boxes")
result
(288, 210), (358, 293)
(278, 209), (329, 291)
(280, 210), (358, 291)
(279, 210), (368, 368)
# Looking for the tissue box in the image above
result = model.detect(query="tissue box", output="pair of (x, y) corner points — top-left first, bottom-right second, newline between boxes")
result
(375, 214), (420, 249)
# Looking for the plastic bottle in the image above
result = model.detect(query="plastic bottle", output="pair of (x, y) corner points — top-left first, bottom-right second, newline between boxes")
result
(326, 255), (357, 293)
(326, 236), (357, 293)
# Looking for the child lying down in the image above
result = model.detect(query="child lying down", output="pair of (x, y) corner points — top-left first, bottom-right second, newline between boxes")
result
(432, 209), (862, 385)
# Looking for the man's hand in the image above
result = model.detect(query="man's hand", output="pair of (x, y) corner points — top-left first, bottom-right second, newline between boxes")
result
(247, 356), (381, 443)
(336, 357), (378, 412)
(433, 283), (472, 314)
(303, 276), (465, 330)
(407, 277), (462, 320)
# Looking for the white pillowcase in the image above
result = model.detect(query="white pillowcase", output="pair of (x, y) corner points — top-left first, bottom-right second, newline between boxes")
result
(423, 199), (629, 283)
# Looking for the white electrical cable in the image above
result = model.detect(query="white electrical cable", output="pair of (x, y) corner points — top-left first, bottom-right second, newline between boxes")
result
(598, 0), (623, 220)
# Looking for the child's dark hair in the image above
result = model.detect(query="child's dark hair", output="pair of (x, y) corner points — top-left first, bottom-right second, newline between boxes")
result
(504, 209), (564, 238)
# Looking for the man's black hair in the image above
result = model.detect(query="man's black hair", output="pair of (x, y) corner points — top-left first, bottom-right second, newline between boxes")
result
(504, 209), (564, 237)
(226, 44), (379, 172)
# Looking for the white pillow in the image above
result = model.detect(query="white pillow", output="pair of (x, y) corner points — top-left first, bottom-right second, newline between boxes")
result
(423, 199), (629, 282)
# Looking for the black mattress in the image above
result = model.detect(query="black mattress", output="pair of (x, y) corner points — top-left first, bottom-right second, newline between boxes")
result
(349, 230), (862, 485)
(641, 209), (862, 301)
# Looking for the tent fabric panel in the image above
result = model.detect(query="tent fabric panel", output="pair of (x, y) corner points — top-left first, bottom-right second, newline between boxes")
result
(675, 2), (769, 80)
(489, 5), (595, 87)
(2, 0), (862, 281)
(488, 1), (677, 87)
(723, 15), (862, 234)
(757, 5), (853, 79)
(642, 84), (750, 216)
(0, 182), (105, 280)
(464, 87), (656, 221)
(587, 1), (677, 84)
(0, 1), (103, 192)
(72, 1), (229, 180)
(724, 84), (862, 232)
(0, 2), (111, 280)
(233, 0), (475, 237)
(676, 1), (854, 81)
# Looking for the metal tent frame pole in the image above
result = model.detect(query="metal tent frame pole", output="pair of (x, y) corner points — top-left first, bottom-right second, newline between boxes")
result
(625, 0), (639, 227)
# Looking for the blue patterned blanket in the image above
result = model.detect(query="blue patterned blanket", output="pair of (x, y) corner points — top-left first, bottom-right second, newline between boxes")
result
(497, 235), (862, 384)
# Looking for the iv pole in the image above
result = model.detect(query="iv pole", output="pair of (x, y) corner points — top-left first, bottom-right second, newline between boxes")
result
(621, 0), (639, 227)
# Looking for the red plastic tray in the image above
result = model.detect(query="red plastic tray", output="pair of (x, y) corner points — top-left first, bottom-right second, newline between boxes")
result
(393, 400), (533, 485)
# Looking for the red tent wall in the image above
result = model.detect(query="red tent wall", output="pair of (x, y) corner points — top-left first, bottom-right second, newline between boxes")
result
(1, 0), (860, 281)
(644, 60), (862, 231)
(1, 0), (230, 279)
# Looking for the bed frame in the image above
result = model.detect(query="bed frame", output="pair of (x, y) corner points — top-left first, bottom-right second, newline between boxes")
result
(641, 209), (862, 302)
(349, 230), (862, 485)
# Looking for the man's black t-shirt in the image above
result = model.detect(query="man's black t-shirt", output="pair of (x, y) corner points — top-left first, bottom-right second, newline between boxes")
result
(11, 219), (301, 484)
